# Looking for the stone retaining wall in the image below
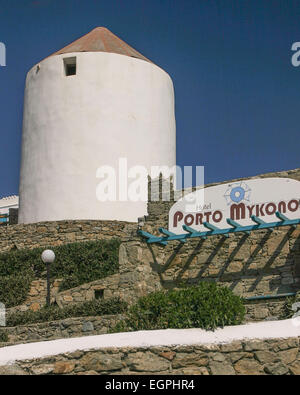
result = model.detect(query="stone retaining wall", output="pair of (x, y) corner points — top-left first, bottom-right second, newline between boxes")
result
(0, 220), (136, 253)
(142, 168), (300, 298)
(0, 314), (124, 346)
(56, 274), (120, 307)
(8, 229), (298, 316)
(1, 168), (300, 322)
(244, 299), (287, 322)
(8, 279), (64, 314)
(87, 235), (300, 304)
(0, 300), (288, 348)
(1, 337), (300, 375)
(16, 239), (293, 324)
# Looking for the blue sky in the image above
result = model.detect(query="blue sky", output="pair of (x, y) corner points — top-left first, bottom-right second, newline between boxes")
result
(0, 0), (299, 197)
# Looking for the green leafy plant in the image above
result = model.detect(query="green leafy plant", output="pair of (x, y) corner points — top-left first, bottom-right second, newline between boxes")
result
(110, 282), (245, 333)
(50, 239), (121, 291)
(7, 297), (127, 327)
(0, 273), (33, 308)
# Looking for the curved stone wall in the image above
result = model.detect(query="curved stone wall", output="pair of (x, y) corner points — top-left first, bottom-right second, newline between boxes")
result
(1, 314), (125, 345)
(0, 219), (135, 253)
(0, 337), (299, 375)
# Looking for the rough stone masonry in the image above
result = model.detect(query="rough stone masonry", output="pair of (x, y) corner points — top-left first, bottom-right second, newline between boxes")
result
(1, 167), (300, 316)
(0, 168), (300, 375)
(0, 337), (300, 375)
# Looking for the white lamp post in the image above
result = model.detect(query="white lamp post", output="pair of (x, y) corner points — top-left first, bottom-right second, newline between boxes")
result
(41, 249), (55, 306)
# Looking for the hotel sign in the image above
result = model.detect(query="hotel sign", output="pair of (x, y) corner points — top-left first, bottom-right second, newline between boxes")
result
(169, 178), (300, 234)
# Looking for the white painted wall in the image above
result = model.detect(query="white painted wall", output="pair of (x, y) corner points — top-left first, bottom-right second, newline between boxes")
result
(19, 52), (176, 223)
(0, 196), (18, 222)
(0, 319), (299, 365)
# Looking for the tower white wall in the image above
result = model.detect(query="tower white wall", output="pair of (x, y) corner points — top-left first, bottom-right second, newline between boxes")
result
(19, 52), (176, 223)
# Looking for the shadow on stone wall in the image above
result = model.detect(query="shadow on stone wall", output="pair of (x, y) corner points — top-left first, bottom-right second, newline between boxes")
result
(143, 167), (300, 299)
(143, 226), (300, 298)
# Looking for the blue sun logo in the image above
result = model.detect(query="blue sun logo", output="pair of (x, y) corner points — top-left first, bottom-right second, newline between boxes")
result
(224, 182), (251, 206)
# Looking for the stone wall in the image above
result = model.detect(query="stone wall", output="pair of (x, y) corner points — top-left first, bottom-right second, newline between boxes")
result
(1, 337), (300, 375)
(61, 233), (298, 306)
(53, 242), (291, 323)
(55, 240), (162, 307)
(128, 228), (300, 299)
(8, 279), (64, 314)
(0, 219), (136, 313)
(0, 301), (289, 348)
(8, 275), (121, 313)
(0, 219), (136, 253)
(1, 314), (125, 345)
(140, 167), (300, 300)
(56, 274), (120, 307)
(8, 227), (299, 315)
(244, 299), (287, 322)
(22, 280), (292, 322)
(1, 167), (300, 321)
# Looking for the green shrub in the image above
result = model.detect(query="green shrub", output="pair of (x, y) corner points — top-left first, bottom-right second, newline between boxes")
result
(0, 248), (41, 277)
(0, 330), (8, 343)
(58, 275), (80, 291)
(0, 273), (33, 308)
(50, 239), (121, 291)
(0, 238), (121, 307)
(111, 282), (245, 332)
(7, 297), (127, 327)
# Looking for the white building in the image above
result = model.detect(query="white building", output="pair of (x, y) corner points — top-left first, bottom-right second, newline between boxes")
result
(19, 27), (176, 224)
(0, 195), (19, 224)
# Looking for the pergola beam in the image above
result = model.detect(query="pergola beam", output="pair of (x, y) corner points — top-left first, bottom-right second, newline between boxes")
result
(138, 211), (300, 246)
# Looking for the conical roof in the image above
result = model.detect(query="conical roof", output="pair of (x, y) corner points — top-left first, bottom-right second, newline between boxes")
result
(48, 27), (152, 63)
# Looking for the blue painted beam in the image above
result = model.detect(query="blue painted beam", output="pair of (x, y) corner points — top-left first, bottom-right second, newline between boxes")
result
(138, 219), (300, 245)
(138, 230), (168, 246)
(158, 227), (176, 236)
(159, 228), (186, 243)
(276, 212), (289, 222)
(182, 225), (198, 234)
(251, 215), (266, 225)
(203, 222), (229, 237)
(138, 212), (300, 246)
(138, 230), (157, 239)
(227, 218), (250, 235)
(245, 292), (296, 301)
(276, 211), (297, 229)
(251, 215), (273, 231)
(183, 225), (207, 239)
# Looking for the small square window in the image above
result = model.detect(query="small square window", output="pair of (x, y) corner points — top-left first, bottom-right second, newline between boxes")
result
(64, 57), (76, 76)
(94, 289), (104, 300)
(66, 64), (76, 76)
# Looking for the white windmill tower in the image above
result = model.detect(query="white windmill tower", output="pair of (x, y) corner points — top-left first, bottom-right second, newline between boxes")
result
(19, 27), (176, 223)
